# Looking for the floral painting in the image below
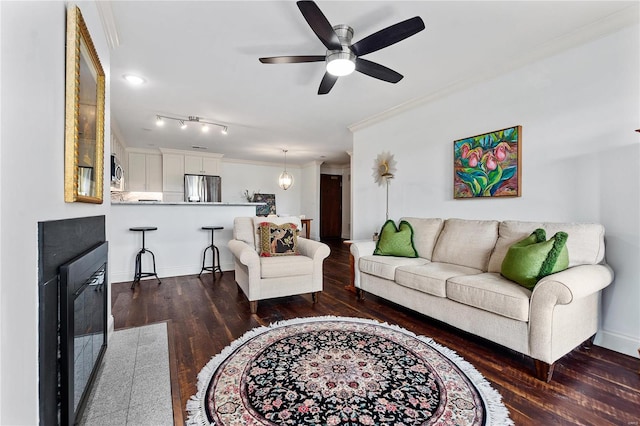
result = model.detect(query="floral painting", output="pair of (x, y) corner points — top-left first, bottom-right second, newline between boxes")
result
(453, 125), (521, 198)
(253, 193), (276, 216)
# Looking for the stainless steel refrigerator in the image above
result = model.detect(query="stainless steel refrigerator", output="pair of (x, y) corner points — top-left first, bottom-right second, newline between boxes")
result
(184, 174), (221, 202)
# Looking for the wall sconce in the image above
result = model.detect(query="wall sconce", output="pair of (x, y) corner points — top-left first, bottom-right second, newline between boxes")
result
(278, 149), (294, 190)
(155, 115), (228, 135)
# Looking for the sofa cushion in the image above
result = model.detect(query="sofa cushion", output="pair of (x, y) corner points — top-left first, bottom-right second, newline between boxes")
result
(400, 218), (444, 260)
(257, 222), (299, 257)
(359, 255), (428, 281)
(252, 216), (302, 251)
(396, 263), (482, 297)
(432, 218), (499, 271)
(374, 220), (418, 257)
(488, 221), (605, 273)
(501, 229), (569, 290)
(233, 217), (256, 247)
(260, 255), (313, 278)
(447, 273), (532, 321)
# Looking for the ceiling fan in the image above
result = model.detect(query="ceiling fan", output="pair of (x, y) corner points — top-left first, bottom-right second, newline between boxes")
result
(259, 1), (425, 95)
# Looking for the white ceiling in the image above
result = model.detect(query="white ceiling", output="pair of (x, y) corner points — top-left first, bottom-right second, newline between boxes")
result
(108, 1), (638, 166)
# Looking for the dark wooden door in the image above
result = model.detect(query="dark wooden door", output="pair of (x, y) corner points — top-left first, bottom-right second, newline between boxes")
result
(320, 174), (342, 239)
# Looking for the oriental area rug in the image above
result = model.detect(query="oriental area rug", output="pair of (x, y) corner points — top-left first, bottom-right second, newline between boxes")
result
(187, 317), (513, 426)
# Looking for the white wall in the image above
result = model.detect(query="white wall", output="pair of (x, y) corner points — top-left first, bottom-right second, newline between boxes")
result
(0, 2), (111, 423)
(221, 158), (301, 215)
(352, 26), (639, 357)
(301, 161), (322, 239)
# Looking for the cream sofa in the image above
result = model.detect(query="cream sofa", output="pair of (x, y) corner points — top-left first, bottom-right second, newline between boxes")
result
(228, 217), (330, 314)
(350, 218), (614, 381)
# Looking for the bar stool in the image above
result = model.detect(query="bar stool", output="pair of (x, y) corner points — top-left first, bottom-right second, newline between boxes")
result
(129, 227), (161, 289)
(199, 226), (224, 278)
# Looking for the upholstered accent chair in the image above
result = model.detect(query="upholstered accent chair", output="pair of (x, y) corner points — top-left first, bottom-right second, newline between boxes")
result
(228, 216), (330, 314)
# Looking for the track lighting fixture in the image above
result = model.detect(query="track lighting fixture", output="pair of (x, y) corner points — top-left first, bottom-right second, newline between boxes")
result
(155, 115), (228, 135)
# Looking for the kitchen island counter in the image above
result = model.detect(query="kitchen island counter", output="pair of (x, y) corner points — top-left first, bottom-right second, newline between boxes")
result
(112, 201), (264, 206)
(110, 202), (260, 282)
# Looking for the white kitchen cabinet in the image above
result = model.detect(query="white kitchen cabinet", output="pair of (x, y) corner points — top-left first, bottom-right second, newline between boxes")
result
(162, 153), (185, 192)
(160, 149), (223, 196)
(184, 154), (220, 175)
(146, 154), (163, 192)
(127, 152), (146, 191)
(184, 155), (203, 174)
(202, 157), (219, 175)
(127, 151), (162, 192)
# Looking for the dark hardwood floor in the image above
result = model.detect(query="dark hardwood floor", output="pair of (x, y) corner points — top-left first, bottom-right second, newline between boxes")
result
(112, 239), (640, 425)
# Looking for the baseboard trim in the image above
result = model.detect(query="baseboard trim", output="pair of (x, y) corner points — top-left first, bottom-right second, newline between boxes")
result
(109, 262), (234, 283)
(595, 329), (640, 358)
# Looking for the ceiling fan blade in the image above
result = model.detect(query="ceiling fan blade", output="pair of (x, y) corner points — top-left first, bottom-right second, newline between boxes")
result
(259, 55), (326, 64)
(297, 1), (342, 50)
(355, 58), (403, 83)
(318, 72), (338, 95)
(350, 16), (425, 57)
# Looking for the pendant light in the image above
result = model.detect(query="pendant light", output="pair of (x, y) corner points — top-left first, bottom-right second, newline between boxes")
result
(278, 149), (294, 190)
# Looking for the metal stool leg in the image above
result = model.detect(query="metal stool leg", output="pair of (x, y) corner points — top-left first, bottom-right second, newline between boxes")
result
(131, 229), (161, 289)
(213, 245), (222, 275)
(131, 250), (143, 289)
(199, 245), (212, 277)
(147, 249), (161, 284)
(199, 228), (223, 278)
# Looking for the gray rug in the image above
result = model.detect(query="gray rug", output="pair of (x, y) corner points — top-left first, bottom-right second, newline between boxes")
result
(79, 322), (173, 425)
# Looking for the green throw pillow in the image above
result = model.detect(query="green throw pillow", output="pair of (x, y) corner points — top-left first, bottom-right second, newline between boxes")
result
(501, 228), (569, 290)
(373, 220), (418, 258)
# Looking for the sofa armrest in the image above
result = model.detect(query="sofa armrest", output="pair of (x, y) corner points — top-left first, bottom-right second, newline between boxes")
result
(529, 263), (614, 363)
(297, 238), (331, 262)
(228, 239), (260, 268)
(531, 264), (614, 305)
(350, 241), (377, 288)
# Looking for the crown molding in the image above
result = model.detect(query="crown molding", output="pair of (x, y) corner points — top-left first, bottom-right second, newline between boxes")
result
(158, 148), (224, 158)
(349, 4), (639, 133)
(303, 160), (325, 168)
(96, 1), (120, 50)
(222, 157), (301, 169)
(125, 147), (161, 155)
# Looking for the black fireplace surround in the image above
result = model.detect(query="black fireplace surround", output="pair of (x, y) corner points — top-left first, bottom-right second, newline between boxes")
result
(38, 215), (107, 425)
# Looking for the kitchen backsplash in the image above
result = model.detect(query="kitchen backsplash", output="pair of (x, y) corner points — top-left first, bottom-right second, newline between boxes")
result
(111, 191), (163, 202)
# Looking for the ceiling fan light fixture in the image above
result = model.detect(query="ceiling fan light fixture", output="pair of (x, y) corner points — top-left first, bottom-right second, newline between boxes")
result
(326, 51), (355, 76)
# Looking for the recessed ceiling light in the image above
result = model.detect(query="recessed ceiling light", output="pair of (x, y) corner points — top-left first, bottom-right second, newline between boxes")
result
(123, 74), (145, 85)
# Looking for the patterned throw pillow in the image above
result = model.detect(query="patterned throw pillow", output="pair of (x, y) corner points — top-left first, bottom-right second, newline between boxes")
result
(501, 228), (569, 290)
(258, 222), (299, 257)
(373, 220), (418, 258)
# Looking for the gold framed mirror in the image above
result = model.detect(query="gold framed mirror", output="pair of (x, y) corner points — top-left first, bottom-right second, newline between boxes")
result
(64, 5), (105, 203)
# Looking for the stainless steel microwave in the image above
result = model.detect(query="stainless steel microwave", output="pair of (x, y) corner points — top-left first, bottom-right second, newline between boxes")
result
(110, 154), (124, 190)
